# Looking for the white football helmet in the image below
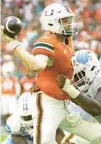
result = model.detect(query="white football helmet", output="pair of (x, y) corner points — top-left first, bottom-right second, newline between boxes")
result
(72, 50), (100, 92)
(18, 92), (33, 127)
(40, 3), (77, 36)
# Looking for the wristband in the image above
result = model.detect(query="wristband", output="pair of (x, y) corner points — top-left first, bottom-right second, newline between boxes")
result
(10, 40), (20, 50)
(62, 79), (80, 99)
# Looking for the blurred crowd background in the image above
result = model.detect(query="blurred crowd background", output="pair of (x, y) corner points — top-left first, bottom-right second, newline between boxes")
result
(1, 0), (101, 135)
(1, 0), (101, 77)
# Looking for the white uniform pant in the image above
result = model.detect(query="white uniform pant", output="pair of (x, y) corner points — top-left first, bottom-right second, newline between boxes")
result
(33, 92), (101, 144)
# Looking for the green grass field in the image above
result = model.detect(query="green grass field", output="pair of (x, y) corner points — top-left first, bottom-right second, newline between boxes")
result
(0, 135), (8, 143)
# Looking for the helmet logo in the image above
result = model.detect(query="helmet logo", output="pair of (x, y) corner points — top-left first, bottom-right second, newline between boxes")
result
(45, 10), (54, 16)
(77, 52), (92, 64)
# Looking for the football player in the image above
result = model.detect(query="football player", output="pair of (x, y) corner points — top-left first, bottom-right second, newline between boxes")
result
(57, 50), (101, 143)
(57, 50), (101, 123)
(2, 3), (101, 144)
(1, 92), (74, 144)
(73, 50), (101, 123)
(2, 92), (34, 144)
(1, 55), (21, 124)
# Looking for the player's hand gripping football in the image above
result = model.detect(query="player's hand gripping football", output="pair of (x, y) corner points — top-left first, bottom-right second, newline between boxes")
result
(1, 16), (22, 50)
(2, 16), (22, 38)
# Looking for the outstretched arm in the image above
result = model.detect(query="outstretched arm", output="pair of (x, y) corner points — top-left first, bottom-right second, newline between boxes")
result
(1, 16), (49, 72)
(74, 93), (101, 116)
(14, 45), (49, 71)
(2, 32), (49, 72)
(57, 74), (101, 116)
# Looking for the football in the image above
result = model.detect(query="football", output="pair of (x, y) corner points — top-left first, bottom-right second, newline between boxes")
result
(3, 16), (22, 38)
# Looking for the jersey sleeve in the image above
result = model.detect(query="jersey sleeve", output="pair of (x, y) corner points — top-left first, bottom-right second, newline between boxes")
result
(32, 41), (54, 58)
(6, 114), (21, 135)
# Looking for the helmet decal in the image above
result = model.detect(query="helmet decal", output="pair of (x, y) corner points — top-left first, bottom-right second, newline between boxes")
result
(73, 50), (100, 92)
(40, 3), (77, 36)
(76, 52), (92, 64)
(45, 10), (54, 16)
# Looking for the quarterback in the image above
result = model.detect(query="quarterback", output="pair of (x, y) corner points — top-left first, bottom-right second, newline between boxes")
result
(2, 3), (101, 144)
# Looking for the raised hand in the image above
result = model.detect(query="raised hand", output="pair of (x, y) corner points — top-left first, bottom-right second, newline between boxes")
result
(3, 16), (22, 38)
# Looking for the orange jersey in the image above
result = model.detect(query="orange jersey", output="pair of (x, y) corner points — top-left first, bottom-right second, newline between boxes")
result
(1, 76), (18, 95)
(20, 76), (36, 92)
(32, 32), (74, 100)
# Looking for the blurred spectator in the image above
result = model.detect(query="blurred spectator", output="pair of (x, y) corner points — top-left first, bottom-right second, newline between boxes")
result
(20, 71), (37, 93)
(74, 31), (93, 50)
(1, 55), (21, 125)
(23, 0), (35, 27)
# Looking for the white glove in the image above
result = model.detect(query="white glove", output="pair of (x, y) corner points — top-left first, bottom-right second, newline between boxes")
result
(6, 39), (20, 50)
(62, 78), (80, 99)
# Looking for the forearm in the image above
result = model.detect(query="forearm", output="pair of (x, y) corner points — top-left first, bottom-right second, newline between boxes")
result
(14, 46), (41, 71)
(62, 79), (101, 116)
(11, 135), (28, 144)
(74, 93), (101, 116)
(10, 39), (49, 71)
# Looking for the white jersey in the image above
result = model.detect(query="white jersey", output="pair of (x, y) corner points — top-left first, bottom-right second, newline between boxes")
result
(69, 70), (101, 123)
(86, 70), (101, 123)
(69, 102), (96, 122)
(86, 70), (101, 98)
(6, 113), (33, 144)
(68, 70), (101, 144)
